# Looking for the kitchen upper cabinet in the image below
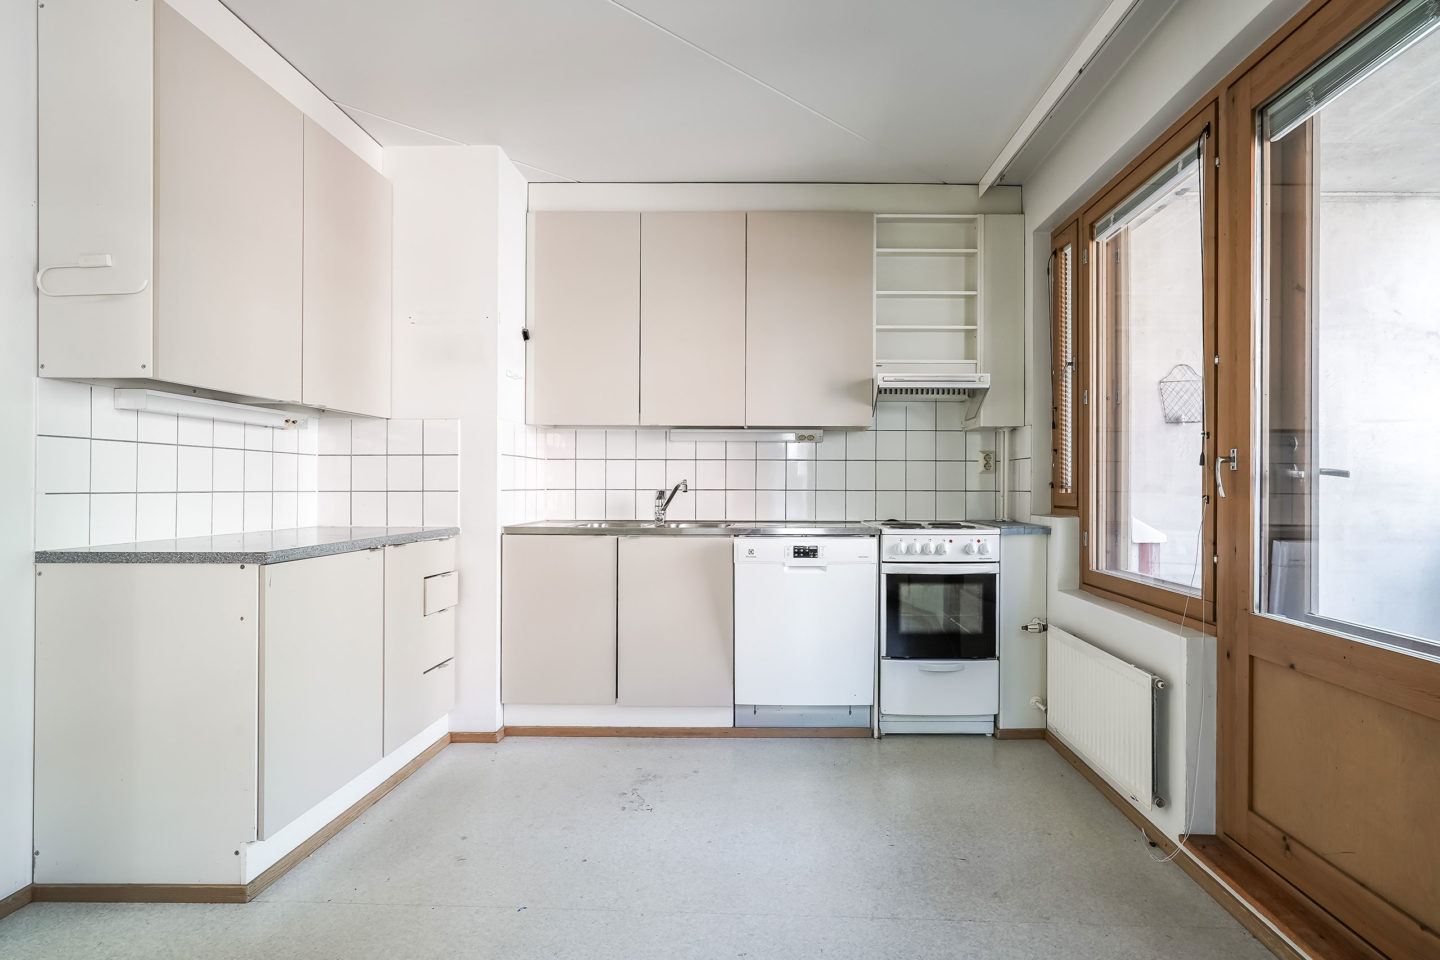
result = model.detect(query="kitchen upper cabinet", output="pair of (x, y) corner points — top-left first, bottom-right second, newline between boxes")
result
(384, 538), (459, 754)
(302, 118), (393, 418)
(640, 213), (747, 426)
(501, 535), (619, 704)
(39, 0), (304, 401)
(977, 214), (1026, 428)
(745, 212), (875, 427)
(260, 550), (384, 839)
(527, 212), (640, 426)
(618, 537), (734, 708)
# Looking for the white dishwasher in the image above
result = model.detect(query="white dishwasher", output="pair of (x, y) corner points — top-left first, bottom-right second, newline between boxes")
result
(733, 536), (878, 729)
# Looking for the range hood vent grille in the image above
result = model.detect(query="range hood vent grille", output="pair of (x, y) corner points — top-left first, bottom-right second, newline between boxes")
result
(874, 372), (990, 420)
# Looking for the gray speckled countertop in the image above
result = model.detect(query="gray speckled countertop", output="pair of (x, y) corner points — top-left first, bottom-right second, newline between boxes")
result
(986, 520), (1052, 536)
(35, 526), (460, 565)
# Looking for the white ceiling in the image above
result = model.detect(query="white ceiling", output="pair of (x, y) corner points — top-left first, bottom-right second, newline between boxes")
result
(220, 0), (1115, 183)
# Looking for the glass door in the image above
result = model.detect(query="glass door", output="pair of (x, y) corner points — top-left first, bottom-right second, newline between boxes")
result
(1219, 3), (1440, 955)
(882, 568), (997, 660)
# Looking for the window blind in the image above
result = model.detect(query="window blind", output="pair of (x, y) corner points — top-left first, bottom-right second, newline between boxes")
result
(1055, 243), (1074, 496)
(1264, 0), (1440, 141)
(1092, 144), (1201, 242)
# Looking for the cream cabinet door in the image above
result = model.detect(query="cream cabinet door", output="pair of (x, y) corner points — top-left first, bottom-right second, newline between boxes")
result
(260, 549), (384, 839)
(527, 212), (640, 426)
(978, 214), (1025, 427)
(302, 118), (393, 418)
(154, 1), (303, 402)
(640, 212), (746, 426)
(35, 563), (260, 884)
(745, 212), (874, 427)
(617, 537), (735, 708)
(501, 535), (618, 704)
(383, 538), (458, 754)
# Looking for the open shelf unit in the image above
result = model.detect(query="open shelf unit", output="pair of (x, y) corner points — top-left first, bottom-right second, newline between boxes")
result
(874, 215), (983, 373)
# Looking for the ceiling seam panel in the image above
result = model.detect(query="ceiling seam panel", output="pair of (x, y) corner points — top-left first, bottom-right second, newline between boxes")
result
(604, 0), (876, 146)
(335, 100), (468, 144)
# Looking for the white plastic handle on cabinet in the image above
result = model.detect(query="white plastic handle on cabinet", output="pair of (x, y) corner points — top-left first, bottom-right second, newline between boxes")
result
(36, 255), (150, 298)
(918, 663), (966, 673)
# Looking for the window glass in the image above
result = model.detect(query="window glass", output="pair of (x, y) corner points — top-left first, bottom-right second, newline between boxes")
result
(1092, 147), (1206, 594)
(1258, 4), (1440, 651)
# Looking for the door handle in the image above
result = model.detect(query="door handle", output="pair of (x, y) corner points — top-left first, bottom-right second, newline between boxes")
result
(1215, 447), (1237, 499)
(1317, 468), (1350, 478)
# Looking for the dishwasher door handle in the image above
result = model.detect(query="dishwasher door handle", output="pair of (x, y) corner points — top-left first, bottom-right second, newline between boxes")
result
(782, 564), (828, 573)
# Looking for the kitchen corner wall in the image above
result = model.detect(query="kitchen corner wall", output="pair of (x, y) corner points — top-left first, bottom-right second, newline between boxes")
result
(1007, 424), (1034, 521)
(33, 379), (459, 550)
(509, 401), (1002, 524)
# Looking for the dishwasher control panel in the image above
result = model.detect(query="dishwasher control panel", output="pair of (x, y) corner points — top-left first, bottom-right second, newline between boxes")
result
(735, 537), (876, 564)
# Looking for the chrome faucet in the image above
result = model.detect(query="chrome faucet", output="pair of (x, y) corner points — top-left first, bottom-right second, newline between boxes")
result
(654, 480), (688, 523)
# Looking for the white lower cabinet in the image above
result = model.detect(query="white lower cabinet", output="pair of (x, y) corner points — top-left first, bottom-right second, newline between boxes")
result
(501, 535), (619, 705)
(35, 563), (261, 884)
(998, 533), (1048, 730)
(384, 538), (459, 754)
(260, 550), (384, 839)
(617, 537), (734, 708)
(501, 535), (738, 713)
(880, 659), (1000, 717)
(34, 539), (458, 885)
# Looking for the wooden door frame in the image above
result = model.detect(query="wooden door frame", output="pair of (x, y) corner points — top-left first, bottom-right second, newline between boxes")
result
(1217, 0), (1440, 956)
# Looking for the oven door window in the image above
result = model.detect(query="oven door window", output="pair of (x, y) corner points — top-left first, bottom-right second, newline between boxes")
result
(885, 572), (997, 659)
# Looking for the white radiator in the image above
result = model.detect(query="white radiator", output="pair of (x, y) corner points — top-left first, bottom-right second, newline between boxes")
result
(1047, 627), (1164, 811)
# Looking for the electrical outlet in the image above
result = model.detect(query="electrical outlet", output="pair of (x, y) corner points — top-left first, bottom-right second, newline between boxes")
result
(980, 450), (995, 473)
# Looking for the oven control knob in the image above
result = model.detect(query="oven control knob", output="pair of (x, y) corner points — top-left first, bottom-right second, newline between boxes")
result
(919, 542), (934, 555)
(935, 542), (950, 556)
(978, 541), (992, 556)
(963, 541), (978, 555)
(893, 541), (910, 555)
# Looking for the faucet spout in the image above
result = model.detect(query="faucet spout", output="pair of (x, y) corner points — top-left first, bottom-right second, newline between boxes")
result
(654, 480), (689, 523)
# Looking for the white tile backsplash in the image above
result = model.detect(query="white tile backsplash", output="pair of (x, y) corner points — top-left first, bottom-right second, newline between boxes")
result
(523, 402), (991, 522)
(34, 384), (461, 548)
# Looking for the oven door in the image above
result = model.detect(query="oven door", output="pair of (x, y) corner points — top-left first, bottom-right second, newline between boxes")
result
(881, 563), (998, 660)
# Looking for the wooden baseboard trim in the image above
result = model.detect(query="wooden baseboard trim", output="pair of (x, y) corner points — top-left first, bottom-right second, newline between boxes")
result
(0, 884), (34, 921)
(995, 727), (1046, 740)
(450, 729), (505, 743)
(244, 732), (450, 900)
(1185, 837), (1384, 960)
(32, 883), (248, 904)
(1044, 732), (1379, 960)
(502, 725), (874, 739)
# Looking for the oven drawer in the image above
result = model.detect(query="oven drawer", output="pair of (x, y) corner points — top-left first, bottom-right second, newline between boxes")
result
(880, 658), (998, 716)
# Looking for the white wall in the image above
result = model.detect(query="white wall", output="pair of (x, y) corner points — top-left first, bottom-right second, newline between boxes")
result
(1016, 0), (1313, 841)
(388, 145), (528, 735)
(1, 0), (36, 902)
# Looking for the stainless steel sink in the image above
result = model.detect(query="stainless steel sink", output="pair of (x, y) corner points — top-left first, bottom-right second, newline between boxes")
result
(559, 520), (733, 531)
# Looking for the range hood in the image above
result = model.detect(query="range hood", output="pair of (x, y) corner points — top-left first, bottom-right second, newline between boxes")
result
(874, 371), (990, 421)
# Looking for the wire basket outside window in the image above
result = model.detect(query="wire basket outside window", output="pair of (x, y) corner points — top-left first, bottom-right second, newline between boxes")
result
(1158, 363), (1203, 423)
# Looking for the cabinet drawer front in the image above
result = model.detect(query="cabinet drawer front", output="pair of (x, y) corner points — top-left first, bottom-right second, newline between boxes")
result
(881, 659), (999, 717)
(423, 571), (458, 615)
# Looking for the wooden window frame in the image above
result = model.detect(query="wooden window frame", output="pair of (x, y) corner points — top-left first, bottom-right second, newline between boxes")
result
(1072, 103), (1220, 627)
(1048, 220), (1080, 515)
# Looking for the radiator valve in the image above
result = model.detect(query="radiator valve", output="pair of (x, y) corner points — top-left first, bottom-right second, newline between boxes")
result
(1029, 696), (1047, 713)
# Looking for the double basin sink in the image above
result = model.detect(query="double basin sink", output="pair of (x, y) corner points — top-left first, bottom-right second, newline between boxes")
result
(506, 520), (876, 537)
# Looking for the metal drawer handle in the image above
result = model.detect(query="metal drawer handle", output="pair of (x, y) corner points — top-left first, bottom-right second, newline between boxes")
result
(919, 663), (966, 673)
(422, 658), (454, 675)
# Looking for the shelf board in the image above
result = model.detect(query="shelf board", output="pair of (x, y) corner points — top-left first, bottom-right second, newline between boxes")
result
(875, 324), (978, 331)
(875, 290), (978, 298)
(875, 247), (978, 255)
(876, 358), (978, 365)
(874, 214), (980, 221)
